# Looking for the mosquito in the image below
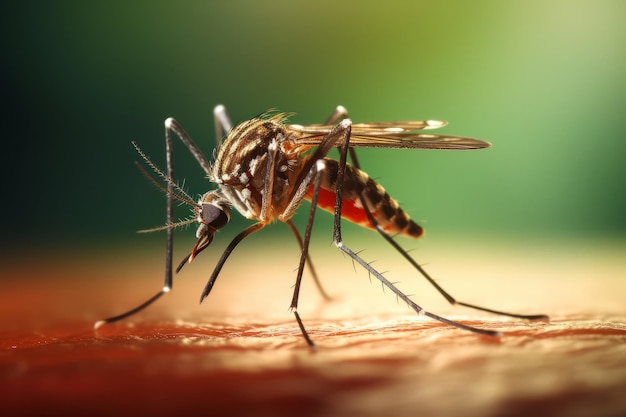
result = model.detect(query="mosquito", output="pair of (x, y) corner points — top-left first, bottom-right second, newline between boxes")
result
(95, 104), (548, 347)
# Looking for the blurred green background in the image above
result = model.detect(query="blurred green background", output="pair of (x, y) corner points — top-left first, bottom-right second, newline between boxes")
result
(2, 0), (624, 252)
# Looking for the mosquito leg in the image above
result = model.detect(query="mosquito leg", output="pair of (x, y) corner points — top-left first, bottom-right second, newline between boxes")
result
(285, 219), (331, 301)
(163, 117), (176, 293)
(280, 121), (357, 347)
(325, 105), (349, 125)
(278, 105), (349, 304)
(329, 119), (506, 336)
(213, 104), (233, 143)
(346, 150), (547, 321)
(200, 124), (278, 302)
(337, 244), (503, 336)
(95, 120), (179, 328)
(95, 118), (214, 328)
(287, 160), (326, 348)
(368, 221), (548, 320)
(199, 222), (266, 303)
(165, 118), (212, 176)
(93, 289), (170, 329)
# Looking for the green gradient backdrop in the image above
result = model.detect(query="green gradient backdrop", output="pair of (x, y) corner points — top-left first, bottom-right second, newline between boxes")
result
(2, 1), (624, 249)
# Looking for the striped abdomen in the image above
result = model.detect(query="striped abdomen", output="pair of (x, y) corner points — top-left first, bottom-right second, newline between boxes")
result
(305, 158), (423, 239)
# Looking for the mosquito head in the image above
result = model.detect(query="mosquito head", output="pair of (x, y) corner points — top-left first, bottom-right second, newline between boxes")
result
(188, 191), (231, 263)
(196, 191), (231, 230)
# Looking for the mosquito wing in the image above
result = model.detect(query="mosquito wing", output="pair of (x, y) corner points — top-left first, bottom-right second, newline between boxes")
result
(288, 121), (491, 150)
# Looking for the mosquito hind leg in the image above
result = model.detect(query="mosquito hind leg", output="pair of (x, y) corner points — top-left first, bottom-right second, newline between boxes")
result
(366, 223), (549, 320)
(344, 141), (548, 322)
(327, 118), (514, 336)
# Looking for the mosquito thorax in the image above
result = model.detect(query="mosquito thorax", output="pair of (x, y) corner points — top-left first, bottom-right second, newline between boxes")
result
(195, 191), (231, 232)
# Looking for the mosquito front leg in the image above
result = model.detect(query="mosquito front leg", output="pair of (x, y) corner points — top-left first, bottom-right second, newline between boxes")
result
(324, 105), (349, 125)
(95, 118), (212, 328)
(213, 104), (233, 141)
(199, 222), (267, 303)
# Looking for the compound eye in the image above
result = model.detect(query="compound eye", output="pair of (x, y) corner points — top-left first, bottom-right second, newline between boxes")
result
(200, 203), (230, 230)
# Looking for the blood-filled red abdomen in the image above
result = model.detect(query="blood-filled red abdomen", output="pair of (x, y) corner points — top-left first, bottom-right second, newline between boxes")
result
(304, 159), (423, 239)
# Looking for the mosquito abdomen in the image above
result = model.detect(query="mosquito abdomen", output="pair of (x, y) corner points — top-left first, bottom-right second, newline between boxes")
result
(306, 158), (423, 239)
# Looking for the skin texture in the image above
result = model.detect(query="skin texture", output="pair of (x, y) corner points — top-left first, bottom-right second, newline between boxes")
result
(2, 241), (625, 417)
